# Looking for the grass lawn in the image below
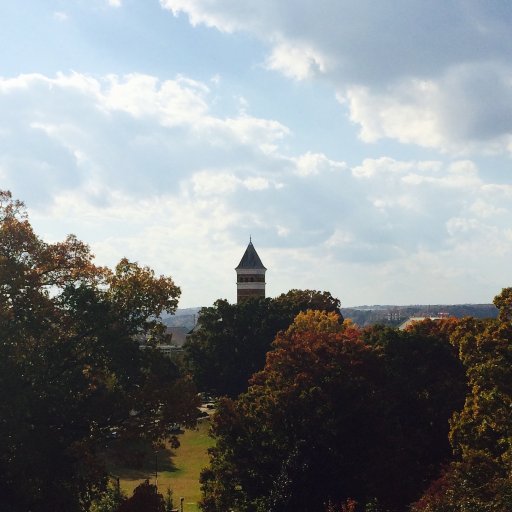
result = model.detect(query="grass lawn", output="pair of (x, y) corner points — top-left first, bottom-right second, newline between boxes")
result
(109, 418), (213, 512)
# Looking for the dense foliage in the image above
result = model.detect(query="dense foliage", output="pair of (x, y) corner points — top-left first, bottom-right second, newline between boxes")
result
(412, 288), (512, 511)
(0, 191), (198, 511)
(184, 290), (342, 397)
(200, 311), (467, 512)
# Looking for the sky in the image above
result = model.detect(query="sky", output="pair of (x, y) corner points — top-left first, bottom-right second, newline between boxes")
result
(1, 1), (512, 308)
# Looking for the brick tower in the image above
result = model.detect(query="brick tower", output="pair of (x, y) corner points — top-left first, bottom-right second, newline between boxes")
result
(235, 239), (266, 303)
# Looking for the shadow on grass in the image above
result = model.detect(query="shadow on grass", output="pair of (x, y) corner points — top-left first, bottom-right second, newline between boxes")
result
(105, 438), (182, 480)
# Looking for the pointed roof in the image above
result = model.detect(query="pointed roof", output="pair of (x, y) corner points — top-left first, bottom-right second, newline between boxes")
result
(236, 240), (266, 270)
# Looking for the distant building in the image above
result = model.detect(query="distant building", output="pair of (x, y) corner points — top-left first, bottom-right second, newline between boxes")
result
(165, 326), (189, 347)
(398, 316), (444, 330)
(387, 308), (402, 322)
(235, 239), (266, 303)
(141, 322), (196, 360)
(153, 344), (179, 358)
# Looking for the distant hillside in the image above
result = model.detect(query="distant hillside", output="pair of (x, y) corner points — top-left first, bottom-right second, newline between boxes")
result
(161, 307), (202, 331)
(341, 303), (498, 327)
(162, 304), (498, 330)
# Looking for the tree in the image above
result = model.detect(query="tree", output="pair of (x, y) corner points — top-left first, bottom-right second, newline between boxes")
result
(413, 288), (512, 511)
(0, 191), (198, 511)
(412, 456), (512, 512)
(89, 481), (126, 512)
(200, 312), (465, 512)
(164, 486), (175, 512)
(184, 290), (343, 397)
(362, 321), (467, 507)
(117, 480), (166, 512)
(273, 289), (342, 319)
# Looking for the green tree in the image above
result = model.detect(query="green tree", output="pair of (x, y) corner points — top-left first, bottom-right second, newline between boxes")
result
(273, 289), (342, 318)
(185, 290), (342, 397)
(89, 481), (126, 512)
(0, 191), (198, 511)
(363, 321), (467, 507)
(164, 486), (174, 512)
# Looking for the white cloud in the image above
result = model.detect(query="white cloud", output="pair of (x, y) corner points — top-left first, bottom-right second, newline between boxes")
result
(446, 217), (481, 237)
(295, 152), (346, 177)
(222, 116), (289, 147)
(53, 11), (69, 22)
(401, 160), (481, 189)
(160, 0), (259, 33)
(325, 229), (354, 248)
(191, 171), (238, 196)
(344, 82), (443, 148)
(345, 64), (512, 154)
(102, 74), (210, 125)
(470, 200), (507, 219)
(243, 177), (269, 191)
(107, 0), (122, 7)
(2, 71), (512, 306)
(0, 72), (290, 211)
(352, 157), (440, 179)
(160, 1), (512, 155)
(265, 41), (329, 81)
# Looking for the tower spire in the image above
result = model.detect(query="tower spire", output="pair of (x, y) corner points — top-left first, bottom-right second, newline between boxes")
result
(235, 240), (266, 303)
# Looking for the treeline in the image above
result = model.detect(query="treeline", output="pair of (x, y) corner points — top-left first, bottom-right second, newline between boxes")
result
(341, 304), (498, 327)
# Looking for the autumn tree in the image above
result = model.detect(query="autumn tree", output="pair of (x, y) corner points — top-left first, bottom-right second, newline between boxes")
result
(184, 290), (342, 397)
(0, 191), (198, 512)
(413, 288), (512, 511)
(200, 311), (465, 512)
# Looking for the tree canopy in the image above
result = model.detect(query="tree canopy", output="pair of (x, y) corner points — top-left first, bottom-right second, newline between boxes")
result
(412, 288), (512, 511)
(200, 311), (466, 512)
(184, 289), (342, 397)
(0, 191), (198, 511)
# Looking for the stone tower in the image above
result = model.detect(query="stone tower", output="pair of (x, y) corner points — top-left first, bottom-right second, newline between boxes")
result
(235, 239), (266, 303)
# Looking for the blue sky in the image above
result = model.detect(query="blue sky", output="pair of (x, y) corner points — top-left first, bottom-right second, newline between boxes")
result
(1, 1), (512, 307)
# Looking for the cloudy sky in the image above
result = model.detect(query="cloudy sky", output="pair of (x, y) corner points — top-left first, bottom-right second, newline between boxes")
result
(1, 1), (512, 307)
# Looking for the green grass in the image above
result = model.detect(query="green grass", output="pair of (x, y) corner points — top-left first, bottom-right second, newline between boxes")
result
(110, 418), (214, 512)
